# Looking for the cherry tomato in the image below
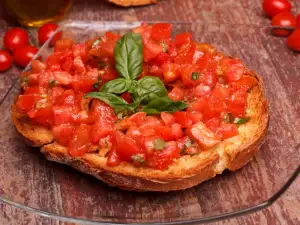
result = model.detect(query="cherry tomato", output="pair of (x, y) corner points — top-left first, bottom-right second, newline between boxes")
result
(13, 46), (39, 67)
(38, 23), (62, 46)
(287, 28), (300, 52)
(297, 14), (300, 28)
(0, 50), (13, 72)
(271, 12), (297, 36)
(3, 28), (29, 51)
(263, 0), (292, 18)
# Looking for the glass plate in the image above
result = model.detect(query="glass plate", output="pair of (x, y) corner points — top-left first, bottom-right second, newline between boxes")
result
(0, 21), (299, 224)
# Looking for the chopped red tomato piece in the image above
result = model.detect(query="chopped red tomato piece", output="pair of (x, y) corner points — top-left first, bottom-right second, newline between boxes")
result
(52, 124), (75, 146)
(69, 124), (91, 157)
(216, 124), (239, 139)
(174, 32), (193, 46)
(115, 137), (144, 162)
(187, 122), (221, 149)
(151, 23), (172, 41)
(161, 112), (175, 126)
(148, 141), (180, 170)
(168, 86), (185, 101)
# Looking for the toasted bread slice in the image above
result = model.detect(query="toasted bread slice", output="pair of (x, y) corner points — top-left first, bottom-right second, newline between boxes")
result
(11, 69), (268, 191)
(108, 0), (158, 7)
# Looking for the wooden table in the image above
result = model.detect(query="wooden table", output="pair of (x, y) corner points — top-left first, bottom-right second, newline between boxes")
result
(0, 0), (299, 224)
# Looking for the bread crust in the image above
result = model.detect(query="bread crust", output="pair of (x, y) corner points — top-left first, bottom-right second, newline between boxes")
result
(11, 70), (268, 192)
(107, 0), (158, 7)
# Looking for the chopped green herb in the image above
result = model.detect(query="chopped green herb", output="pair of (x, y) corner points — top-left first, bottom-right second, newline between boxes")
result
(93, 77), (102, 90)
(191, 72), (200, 80)
(233, 117), (250, 124)
(21, 77), (28, 87)
(131, 154), (145, 164)
(48, 79), (59, 87)
(161, 42), (168, 53)
(223, 112), (233, 123)
(98, 61), (106, 68)
(92, 39), (101, 48)
(154, 138), (166, 150)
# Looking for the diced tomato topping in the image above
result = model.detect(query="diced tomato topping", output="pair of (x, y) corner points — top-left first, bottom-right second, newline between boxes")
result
(69, 124), (91, 157)
(15, 23), (251, 170)
(216, 124), (239, 140)
(148, 141), (180, 170)
(187, 122), (221, 149)
(168, 85), (185, 101)
(52, 124), (75, 146)
(161, 112), (175, 126)
(115, 137), (145, 162)
(174, 32), (193, 46)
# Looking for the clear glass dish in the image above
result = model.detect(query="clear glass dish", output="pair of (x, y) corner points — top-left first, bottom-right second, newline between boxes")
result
(0, 21), (299, 224)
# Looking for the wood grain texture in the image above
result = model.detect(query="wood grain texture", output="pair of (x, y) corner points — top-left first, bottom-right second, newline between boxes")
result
(0, 0), (300, 225)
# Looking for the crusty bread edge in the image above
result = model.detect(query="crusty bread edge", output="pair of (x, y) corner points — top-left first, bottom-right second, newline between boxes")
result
(11, 70), (268, 192)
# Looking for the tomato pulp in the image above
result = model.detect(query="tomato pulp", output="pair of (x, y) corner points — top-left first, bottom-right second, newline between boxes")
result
(15, 23), (257, 170)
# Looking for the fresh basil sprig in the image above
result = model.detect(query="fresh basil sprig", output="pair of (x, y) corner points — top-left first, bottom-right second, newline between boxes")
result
(114, 33), (143, 80)
(84, 92), (138, 113)
(101, 78), (132, 94)
(134, 76), (168, 103)
(86, 32), (187, 115)
(142, 96), (188, 114)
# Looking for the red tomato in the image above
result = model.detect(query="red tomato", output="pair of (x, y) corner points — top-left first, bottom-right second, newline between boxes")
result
(216, 124), (239, 139)
(89, 32), (120, 59)
(107, 149), (121, 166)
(0, 50), (12, 72)
(174, 32), (193, 46)
(52, 124), (75, 146)
(187, 122), (221, 149)
(31, 60), (46, 73)
(162, 62), (179, 83)
(129, 112), (146, 125)
(173, 111), (194, 128)
(297, 14), (300, 27)
(115, 137), (144, 161)
(151, 23), (172, 41)
(148, 142), (180, 170)
(211, 83), (230, 100)
(32, 107), (53, 127)
(38, 23), (62, 46)
(3, 28), (29, 51)
(52, 106), (74, 125)
(54, 38), (74, 52)
(205, 118), (221, 133)
(16, 95), (39, 113)
(159, 123), (183, 141)
(161, 112), (175, 126)
(143, 40), (163, 62)
(90, 101), (116, 143)
(222, 59), (245, 83)
(271, 12), (297, 36)
(121, 92), (132, 103)
(193, 84), (212, 97)
(287, 28), (300, 52)
(187, 98), (209, 113)
(13, 46), (39, 67)
(230, 76), (258, 92)
(168, 86), (185, 101)
(181, 64), (202, 87)
(263, 0), (292, 18)
(69, 124), (91, 157)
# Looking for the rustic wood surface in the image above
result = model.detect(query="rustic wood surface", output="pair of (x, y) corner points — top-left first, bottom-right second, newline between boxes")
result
(0, 0), (299, 224)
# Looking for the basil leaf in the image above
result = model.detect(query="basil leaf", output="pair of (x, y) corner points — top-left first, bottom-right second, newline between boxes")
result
(135, 76), (168, 103)
(114, 33), (143, 80)
(142, 96), (187, 114)
(191, 72), (200, 80)
(101, 78), (131, 94)
(233, 117), (250, 124)
(85, 92), (128, 113)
